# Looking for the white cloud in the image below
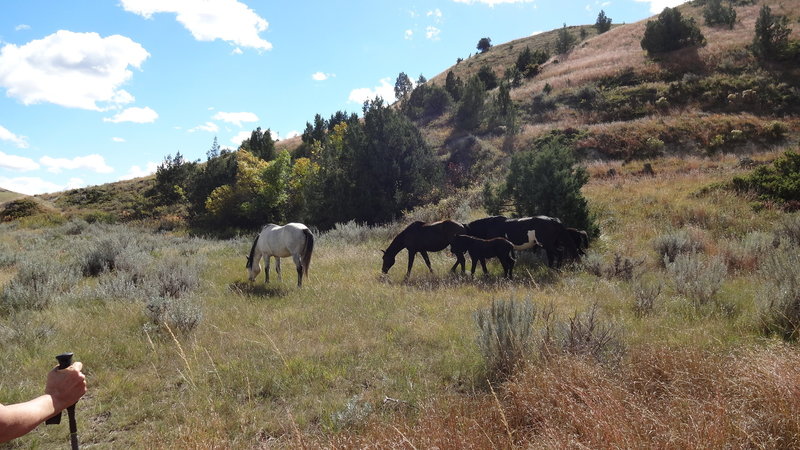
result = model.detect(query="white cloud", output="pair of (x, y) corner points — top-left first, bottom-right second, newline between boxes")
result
(426, 26), (441, 40)
(112, 137), (125, 142)
(230, 130), (251, 147)
(635, 0), (690, 13)
(15, 24), (30, 31)
(39, 154), (114, 174)
(103, 106), (158, 123)
(119, 161), (158, 180)
(451, 0), (534, 6)
(427, 9), (443, 21)
(312, 71), (334, 81)
(232, 47), (243, 55)
(213, 111), (258, 127)
(0, 125), (28, 148)
(348, 78), (396, 104)
(121, 0), (272, 51)
(0, 30), (149, 110)
(188, 122), (220, 133)
(0, 176), (85, 195)
(0, 151), (39, 171)
(404, 29), (414, 40)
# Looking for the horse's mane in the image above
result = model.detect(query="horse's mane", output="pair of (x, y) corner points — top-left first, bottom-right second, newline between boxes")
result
(246, 234), (259, 269)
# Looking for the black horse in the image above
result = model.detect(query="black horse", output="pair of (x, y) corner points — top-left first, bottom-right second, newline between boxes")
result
(382, 220), (466, 279)
(465, 215), (578, 268)
(450, 234), (516, 279)
(566, 227), (589, 256)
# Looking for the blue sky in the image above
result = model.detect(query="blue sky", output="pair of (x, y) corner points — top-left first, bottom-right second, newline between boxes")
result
(0, 0), (687, 195)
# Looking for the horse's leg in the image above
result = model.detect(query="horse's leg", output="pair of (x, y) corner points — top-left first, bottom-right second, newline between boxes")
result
(264, 256), (270, 283)
(405, 251), (416, 280)
(292, 254), (303, 287)
(450, 252), (465, 273)
(275, 257), (282, 282)
(480, 258), (489, 275)
(469, 255), (477, 277)
(420, 251), (433, 273)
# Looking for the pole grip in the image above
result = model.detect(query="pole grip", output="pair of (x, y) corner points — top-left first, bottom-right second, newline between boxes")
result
(44, 353), (74, 425)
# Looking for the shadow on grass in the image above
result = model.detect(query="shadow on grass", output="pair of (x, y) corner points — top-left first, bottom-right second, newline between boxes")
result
(228, 281), (291, 299)
(376, 261), (565, 291)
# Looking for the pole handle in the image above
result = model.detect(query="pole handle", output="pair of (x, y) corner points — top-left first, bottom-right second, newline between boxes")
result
(44, 352), (74, 425)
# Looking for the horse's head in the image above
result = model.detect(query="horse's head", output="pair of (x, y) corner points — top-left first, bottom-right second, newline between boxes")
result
(246, 254), (260, 282)
(381, 249), (395, 274)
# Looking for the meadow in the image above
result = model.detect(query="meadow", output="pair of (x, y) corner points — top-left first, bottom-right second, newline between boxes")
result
(2, 146), (799, 448)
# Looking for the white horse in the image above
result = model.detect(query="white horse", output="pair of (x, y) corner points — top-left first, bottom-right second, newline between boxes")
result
(246, 223), (314, 287)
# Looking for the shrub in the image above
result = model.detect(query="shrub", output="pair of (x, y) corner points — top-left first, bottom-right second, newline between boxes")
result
(731, 151), (800, 205)
(757, 241), (800, 340)
(558, 303), (625, 364)
(1, 258), (79, 314)
(0, 242), (17, 268)
(152, 256), (201, 298)
(774, 214), (800, 246)
(667, 252), (727, 306)
(0, 198), (45, 222)
(653, 228), (705, 265)
(81, 238), (125, 276)
(641, 7), (705, 56)
(632, 279), (663, 317)
(145, 295), (202, 333)
(703, 0), (736, 29)
(475, 298), (536, 381)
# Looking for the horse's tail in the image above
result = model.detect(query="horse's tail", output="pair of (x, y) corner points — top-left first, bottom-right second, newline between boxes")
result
(302, 228), (314, 277)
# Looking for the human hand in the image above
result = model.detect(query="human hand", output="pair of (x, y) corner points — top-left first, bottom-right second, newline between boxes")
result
(44, 362), (87, 412)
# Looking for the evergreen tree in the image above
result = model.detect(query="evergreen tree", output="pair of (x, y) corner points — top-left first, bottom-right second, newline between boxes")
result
(703, 0), (736, 29)
(394, 72), (413, 102)
(477, 37), (492, 53)
(595, 10), (612, 33)
(455, 76), (486, 131)
(752, 5), (792, 60)
(206, 137), (220, 160)
(502, 139), (598, 237)
(555, 23), (577, 54)
(641, 7), (705, 56)
(149, 152), (196, 206)
(477, 65), (498, 90)
(445, 71), (463, 101)
(240, 127), (276, 161)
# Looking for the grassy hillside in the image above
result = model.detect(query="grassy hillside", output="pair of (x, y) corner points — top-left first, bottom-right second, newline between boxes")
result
(0, 188), (25, 204)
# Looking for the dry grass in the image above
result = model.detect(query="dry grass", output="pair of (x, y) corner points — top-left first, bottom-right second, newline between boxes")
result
(324, 344), (800, 448)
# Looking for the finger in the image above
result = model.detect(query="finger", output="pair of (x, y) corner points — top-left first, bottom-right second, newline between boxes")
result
(70, 361), (83, 372)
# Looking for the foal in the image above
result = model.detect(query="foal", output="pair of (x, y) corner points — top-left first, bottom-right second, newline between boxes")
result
(450, 234), (516, 279)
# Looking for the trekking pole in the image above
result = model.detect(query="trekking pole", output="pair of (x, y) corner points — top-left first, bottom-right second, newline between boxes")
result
(44, 352), (79, 450)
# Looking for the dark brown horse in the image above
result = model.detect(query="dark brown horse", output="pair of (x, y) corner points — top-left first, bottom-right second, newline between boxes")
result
(566, 227), (589, 256)
(381, 220), (466, 279)
(450, 234), (516, 279)
(466, 215), (578, 268)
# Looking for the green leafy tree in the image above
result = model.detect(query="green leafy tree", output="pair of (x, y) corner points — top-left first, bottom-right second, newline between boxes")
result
(703, 0), (736, 29)
(502, 139), (598, 236)
(555, 23), (577, 54)
(490, 82), (517, 132)
(641, 7), (705, 56)
(477, 37), (492, 53)
(595, 10), (612, 33)
(394, 72), (413, 103)
(752, 5), (792, 60)
(187, 149), (237, 223)
(455, 75), (486, 131)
